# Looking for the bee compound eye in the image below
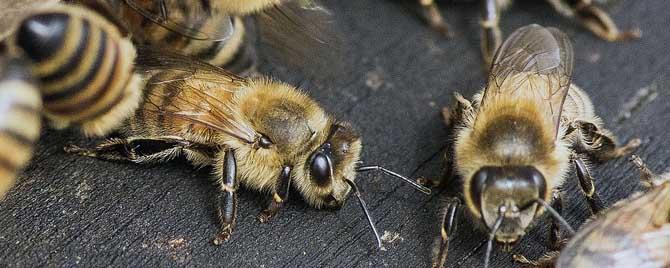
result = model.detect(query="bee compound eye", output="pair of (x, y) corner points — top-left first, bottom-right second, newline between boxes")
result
(310, 152), (332, 186)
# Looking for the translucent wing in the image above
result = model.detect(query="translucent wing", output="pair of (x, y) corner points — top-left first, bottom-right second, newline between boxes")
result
(483, 24), (574, 138)
(123, 0), (233, 41)
(136, 48), (258, 144)
(256, 0), (343, 78)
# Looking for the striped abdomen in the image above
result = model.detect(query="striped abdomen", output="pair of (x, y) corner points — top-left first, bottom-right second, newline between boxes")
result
(118, 1), (253, 72)
(0, 57), (41, 199)
(13, 4), (143, 136)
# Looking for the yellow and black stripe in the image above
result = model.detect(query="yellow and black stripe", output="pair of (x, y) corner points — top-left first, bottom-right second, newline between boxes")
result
(0, 57), (41, 199)
(118, 1), (253, 73)
(13, 4), (143, 136)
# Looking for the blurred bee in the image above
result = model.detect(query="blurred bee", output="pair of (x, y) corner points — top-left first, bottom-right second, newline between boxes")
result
(4, 2), (144, 136)
(415, 0), (641, 64)
(0, 56), (42, 200)
(431, 24), (640, 268)
(514, 155), (670, 268)
(99, 0), (339, 75)
(65, 50), (430, 247)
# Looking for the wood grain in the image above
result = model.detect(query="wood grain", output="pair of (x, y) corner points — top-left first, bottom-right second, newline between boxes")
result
(0, 0), (668, 267)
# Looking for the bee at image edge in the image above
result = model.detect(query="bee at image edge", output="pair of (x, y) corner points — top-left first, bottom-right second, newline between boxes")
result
(4, 2), (144, 137)
(414, 0), (640, 64)
(0, 56), (42, 200)
(430, 24), (641, 268)
(101, 0), (339, 76)
(65, 50), (431, 248)
(514, 155), (670, 268)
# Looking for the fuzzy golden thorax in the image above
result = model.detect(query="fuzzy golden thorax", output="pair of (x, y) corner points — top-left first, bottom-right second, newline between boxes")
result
(455, 94), (570, 241)
(217, 78), (362, 209)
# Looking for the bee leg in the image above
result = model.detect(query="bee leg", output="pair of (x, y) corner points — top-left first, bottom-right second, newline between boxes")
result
(480, 0), (502, 66)
(418, 0), (452, 37)
(64, 136), (195, 163)
(512, 252), (559, 268)
(257, 166), (292, 223)
(64, 138), (136, 162)
(213, 148), (238, 245)
(571, 155), (604, 214)
(432, 198), (460, 268)
(574, 120), (641, 162)
(444, 92), (472, 126)
(548, 190), (569, 250)
(546, 0), (641, 41)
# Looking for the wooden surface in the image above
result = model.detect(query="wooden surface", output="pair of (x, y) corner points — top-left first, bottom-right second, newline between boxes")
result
(1, 0), (669, 267)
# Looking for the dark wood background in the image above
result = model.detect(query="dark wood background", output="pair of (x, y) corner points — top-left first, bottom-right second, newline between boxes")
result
(1, 0), (669, 267)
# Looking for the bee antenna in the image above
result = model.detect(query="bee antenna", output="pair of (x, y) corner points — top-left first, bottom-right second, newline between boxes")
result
(532, 198), (575, 235)
(345, 179), (382, 250)
(484, 206), (505, 268)
(356, 164), (431, 194)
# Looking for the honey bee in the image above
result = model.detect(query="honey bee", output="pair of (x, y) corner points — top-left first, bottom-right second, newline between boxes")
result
(4, 2), (144, 137)
(64, 50), (431, 247)
(101, 0), (338, 75)
(431, 24), (640, 268)
(415, 0), (641, 64)
(0, 56), (42, 200)
(514, 155), (670, 268)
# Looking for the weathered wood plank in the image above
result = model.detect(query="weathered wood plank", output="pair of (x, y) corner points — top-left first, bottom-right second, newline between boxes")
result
(0, 0), (667, 267)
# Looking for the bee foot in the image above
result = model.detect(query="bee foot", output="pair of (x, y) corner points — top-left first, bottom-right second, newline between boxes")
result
(63, 144), (95, 157)
(212, 226), (233, 246)
(614, 138), (642, 157)
(432, 24), (452, 38)
(512, 254), (533, 265)
(616, 28), (642, 41)
(257, 209), (277, 223)
(416, 177), (439, 188)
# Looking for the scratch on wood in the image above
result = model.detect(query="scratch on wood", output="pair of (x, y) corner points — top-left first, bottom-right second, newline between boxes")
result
(616, 79), (663, 124)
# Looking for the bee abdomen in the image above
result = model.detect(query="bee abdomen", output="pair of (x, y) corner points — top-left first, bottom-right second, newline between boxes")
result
(0, 58), (41, 199)
(13, 5), (142, 136)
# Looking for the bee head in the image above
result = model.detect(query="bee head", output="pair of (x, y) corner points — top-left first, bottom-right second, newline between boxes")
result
(470, 166), (546, 243)
(305, 122), (361, 209)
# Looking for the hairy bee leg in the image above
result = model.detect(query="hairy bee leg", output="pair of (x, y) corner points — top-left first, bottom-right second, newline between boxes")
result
(480, 0), (502, 65)
(64, 136), (194, 163)
(546, 0), (641, 41)
(572, 155), (604, 213)
(630, 155), (657, 184)
(574, 121), (641, 161)
(548, 190), (568, 250)
(64, 138), (135, 161)
(213, 148), (238, 245)
(433, 198), (460, 268)
(512, 252), (559, 268)
(418, 0), (452, 37)
(258, 166), (292, 223)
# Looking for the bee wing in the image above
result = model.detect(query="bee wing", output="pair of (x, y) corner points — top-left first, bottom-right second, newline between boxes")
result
(123, 0), (234, 41)
(257, 0), (343, 78)
(137, 48), (258, 144)
(483, 24), (574, 138)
